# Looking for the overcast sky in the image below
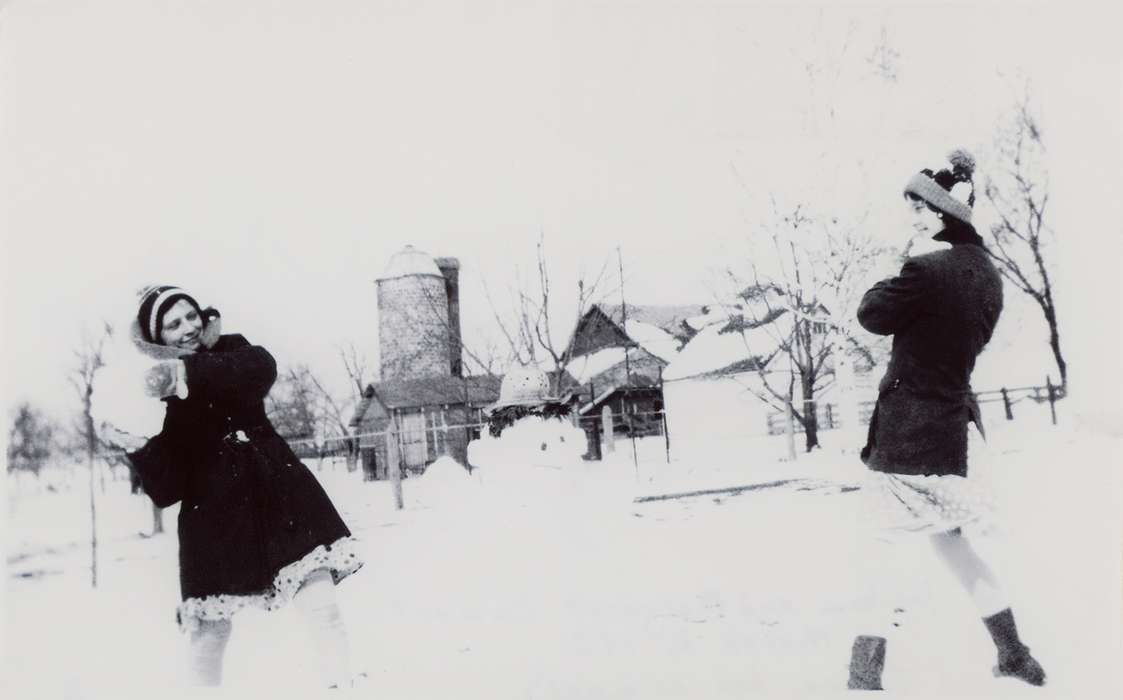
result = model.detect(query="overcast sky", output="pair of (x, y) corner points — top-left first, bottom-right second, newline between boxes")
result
(2, 0), (1120, 423)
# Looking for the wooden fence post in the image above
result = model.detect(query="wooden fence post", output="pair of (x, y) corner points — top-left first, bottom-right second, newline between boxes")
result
(1001, 388), (1014, 421)
(590, 416), (603, 461)
(386, 422), (404, 510)
(602, 405), (615, 454)
(659, 370), (671, 464)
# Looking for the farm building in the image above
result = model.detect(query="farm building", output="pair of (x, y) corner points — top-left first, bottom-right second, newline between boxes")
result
(349, 246), (501, 479)
(561, 303), (702, 443)
(662, 303), (879, 456)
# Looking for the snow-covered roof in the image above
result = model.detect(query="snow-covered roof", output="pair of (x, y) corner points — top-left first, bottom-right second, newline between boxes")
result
(377, 245), (444, 281)
(601, 304), (702, 340)
(565, 346), (629, 385)
(685, 305), (745, 331)
(624, 320), (680, 363)
(663, 320), (783, 382)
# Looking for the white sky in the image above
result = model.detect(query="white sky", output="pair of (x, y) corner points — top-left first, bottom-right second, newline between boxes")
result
(2, 0), (1121, 422)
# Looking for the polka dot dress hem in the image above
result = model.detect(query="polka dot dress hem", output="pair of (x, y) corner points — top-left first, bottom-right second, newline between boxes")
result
(863, 424), (999, 539)
(176, 536), (363, 634)
(866, 471), (998, 538)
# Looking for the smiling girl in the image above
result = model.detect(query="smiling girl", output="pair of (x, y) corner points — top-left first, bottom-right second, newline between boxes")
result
(121, 285), (363, 688)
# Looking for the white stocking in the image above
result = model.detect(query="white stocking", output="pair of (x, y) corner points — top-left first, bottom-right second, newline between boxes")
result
(188, 618), (232, 686)
(293, 568), (353, 688)
(930, 529), (1009, 617)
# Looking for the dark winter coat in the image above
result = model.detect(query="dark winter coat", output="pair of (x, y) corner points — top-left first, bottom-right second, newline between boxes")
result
(857, 243), (1003, 477)
(127, 334), (352, 601)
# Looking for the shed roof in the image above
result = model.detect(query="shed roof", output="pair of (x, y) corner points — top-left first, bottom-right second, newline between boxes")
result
(350, 374), (502, 427)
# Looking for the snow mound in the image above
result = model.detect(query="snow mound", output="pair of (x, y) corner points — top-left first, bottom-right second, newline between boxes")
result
(468, 416), (587, 471)
(412, 455), (476, 512)
(425, 456), (470, 482)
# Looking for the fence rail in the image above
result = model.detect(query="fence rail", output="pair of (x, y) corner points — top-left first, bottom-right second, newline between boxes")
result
(764, 378), (1062, 434)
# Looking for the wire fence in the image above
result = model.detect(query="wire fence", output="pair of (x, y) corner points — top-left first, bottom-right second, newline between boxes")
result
(96, 379), (1063, 481)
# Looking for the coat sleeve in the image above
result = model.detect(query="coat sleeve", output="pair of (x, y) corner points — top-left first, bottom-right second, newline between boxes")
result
(857, 259), (929, 336)
(181, 334), (278, 402)
(126, 431), (187, 508)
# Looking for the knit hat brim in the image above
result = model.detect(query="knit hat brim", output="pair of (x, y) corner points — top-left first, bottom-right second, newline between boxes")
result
(904, 172), (973, 223)
(130, 309), (222, 360)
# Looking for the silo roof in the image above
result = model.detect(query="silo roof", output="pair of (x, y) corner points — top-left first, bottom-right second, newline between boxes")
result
(377, 245), (444, 281)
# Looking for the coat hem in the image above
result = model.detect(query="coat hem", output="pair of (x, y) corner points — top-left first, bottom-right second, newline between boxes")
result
(175, 536), (362, 633)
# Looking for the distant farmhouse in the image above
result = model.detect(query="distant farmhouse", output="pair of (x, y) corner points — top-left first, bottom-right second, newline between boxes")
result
(559, 303), (702, 439)
(349, 246), (500, 479)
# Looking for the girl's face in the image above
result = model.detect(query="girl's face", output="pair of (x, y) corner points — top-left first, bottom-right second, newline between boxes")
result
(907, 196), (945, 239)
(160, 299), (203, 350)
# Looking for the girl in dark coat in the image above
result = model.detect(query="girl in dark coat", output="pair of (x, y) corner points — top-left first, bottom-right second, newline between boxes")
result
(847, 151), (1046, 690)
(115, 285), (362, 688)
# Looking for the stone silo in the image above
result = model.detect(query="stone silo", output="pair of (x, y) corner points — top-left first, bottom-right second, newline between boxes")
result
(376, 245), (451, 382)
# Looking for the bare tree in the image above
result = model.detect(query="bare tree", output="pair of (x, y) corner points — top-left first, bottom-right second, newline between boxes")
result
(727, 201), (887, 451)
(983, 83), (1066, 391)
(300, 348), (372, 472)
(484, 232), (612, 394)
(68, 322), (112, 587)
(266, 365), (323, 454)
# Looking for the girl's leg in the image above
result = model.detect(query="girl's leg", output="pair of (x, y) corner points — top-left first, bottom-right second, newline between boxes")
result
(188, 618), (233, 686)
(929, 528), (1046, 685)
(292, 568), (353, 688)
(929, 528), (1007, 617)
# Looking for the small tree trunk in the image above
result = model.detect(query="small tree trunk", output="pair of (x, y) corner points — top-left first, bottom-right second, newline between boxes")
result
(345, 441), (358, 472)
(1043, 304), (1068, 393)
(87, 445), (98, 589)
(785, 400), (797, 461)
(802, 377), (820, 452)
(151, 501), (164, 535)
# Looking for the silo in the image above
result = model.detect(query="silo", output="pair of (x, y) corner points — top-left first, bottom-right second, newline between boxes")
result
(376, 245), (451, 382)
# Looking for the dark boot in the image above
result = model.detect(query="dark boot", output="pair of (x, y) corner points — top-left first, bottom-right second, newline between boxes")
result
(848, 635), (886, 690)
(983, 608), (1047, 686)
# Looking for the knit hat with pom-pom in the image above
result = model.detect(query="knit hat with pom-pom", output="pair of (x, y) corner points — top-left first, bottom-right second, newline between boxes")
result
(904, 149), (977, 223)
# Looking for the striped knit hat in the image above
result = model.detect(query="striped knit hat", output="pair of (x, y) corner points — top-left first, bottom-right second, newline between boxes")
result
(903, 149), (977, 223)
(136, 285), (206, 344)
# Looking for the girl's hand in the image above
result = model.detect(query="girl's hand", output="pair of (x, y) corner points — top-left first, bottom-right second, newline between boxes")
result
(100, 423), (147, 452)
(143, 361), (180, 398)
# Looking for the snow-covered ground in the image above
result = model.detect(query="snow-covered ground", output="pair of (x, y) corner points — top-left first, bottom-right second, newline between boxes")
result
(4, 402), (1121, 699)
